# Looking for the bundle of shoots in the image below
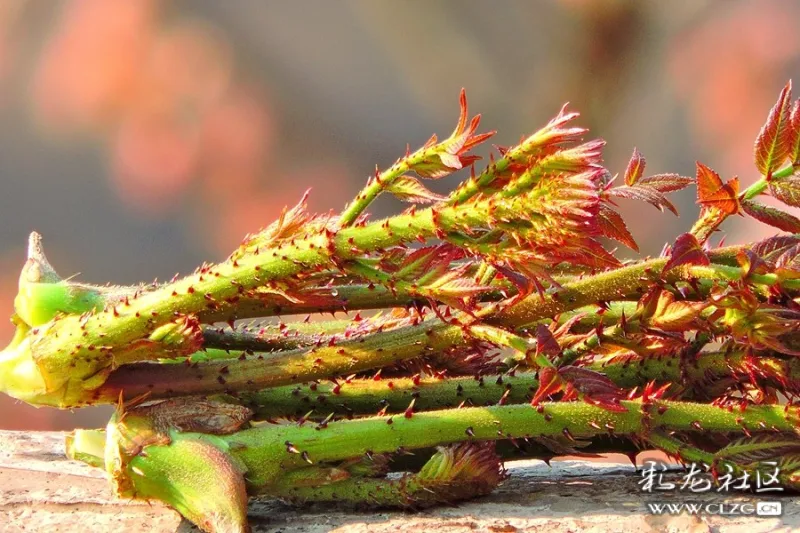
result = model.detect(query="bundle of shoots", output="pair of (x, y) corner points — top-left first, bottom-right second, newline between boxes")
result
(3, 83), (800, 532)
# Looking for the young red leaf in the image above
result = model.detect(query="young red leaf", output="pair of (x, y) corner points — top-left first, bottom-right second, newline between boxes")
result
(754, 81), (793, 177)
(638, 173), (694, 193)
(741, 199), (800, 233)
(570, 238), (623, 269)
(704, 177), (740, 214)
(769, 175), (800, 208)
(410, 89), (494, 179)
(557, 366), (627, 412)
(789, 99), (800, 165)
(531, 366), (563, 405)
(608, 185), (678, 215)
(596, 204), (639, 252)
(636, 285), (663, 319)
(696, 160), (723, 193)
(432, 276), (494, 300)
(386, 175), (446, 203)
(395, 244), (460, 279)
(452, 88), (468, 137)
(526, 104), (587, 148)
(645, 290), (707, 332)
(558, 366), (623, 397)
(535, 139), (605, 173)
(428, 264), (494, 302)
(750, 235), (800, 265)
(696, 162), (740, 215)
(492, 264), (536, 300)
(775, 243), (800, 276)
(235, 190), (312, 257)
(624, 147), (645, 186)
(416, 250), (466, 286)
(552, 312), (589, 339)
(736, 248), (771, 280)
(535, 324), (562, 357)
(662, 232), (710, 274)
(502, 261), (554, 297)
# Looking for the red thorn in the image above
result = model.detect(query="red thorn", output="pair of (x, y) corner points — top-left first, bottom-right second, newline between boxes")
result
(404, 399), (416, 418)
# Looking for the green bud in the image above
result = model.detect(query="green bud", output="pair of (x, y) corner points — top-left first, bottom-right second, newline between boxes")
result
(14, 232), (133, 326)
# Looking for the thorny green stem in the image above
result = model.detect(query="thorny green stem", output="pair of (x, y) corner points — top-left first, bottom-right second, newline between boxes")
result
(742, 163), (798, 201)
(486, 248), (756, 327)
(201, 283), (427, 323)
(587, 349), (800, 392)
(446, 127), (561, 206)
(91, 249), (793, 404)
(15, 233), (441, 326)
(68, 427), (638, 475)
(221, 348), (800, 420)
(338, 89), (490, 227)
(201, 301), (636, 359)
(230, 372), (540, 419)
(199, 319), (355, 354)
(3, 191), (560, 405)
(67, 397), (800, 532)
(4, 239), (793, 408)
(166, 400), (800, 490)
(688, 264), (800, 289)
(95, 317), (466, 402)
(339, 158), (424, 227)
(91, 256), (678, 402)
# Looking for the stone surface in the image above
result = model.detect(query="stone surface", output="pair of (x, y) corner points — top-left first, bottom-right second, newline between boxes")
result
(1, 430), (797, 532)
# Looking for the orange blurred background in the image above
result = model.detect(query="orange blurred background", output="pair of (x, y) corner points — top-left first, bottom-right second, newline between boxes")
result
(0, 0), (798, 430)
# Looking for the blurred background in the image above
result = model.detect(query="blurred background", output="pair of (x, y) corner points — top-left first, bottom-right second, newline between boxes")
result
(0, 0), (799, 431)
